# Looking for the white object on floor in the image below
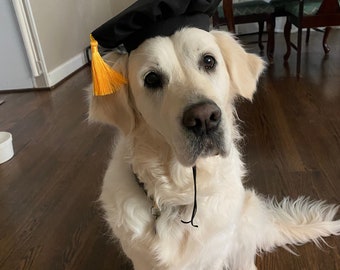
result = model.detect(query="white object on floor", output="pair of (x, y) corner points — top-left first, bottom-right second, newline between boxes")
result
(0, 132), (14, 164)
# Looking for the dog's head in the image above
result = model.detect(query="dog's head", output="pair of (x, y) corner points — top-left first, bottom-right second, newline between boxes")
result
(89, 28), (264, 167)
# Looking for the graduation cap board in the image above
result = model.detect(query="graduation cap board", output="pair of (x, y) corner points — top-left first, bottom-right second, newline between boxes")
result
(90, 0), (221, 96)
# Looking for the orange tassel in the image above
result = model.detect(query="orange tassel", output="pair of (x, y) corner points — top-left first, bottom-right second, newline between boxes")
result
(90, 35), (127, 96)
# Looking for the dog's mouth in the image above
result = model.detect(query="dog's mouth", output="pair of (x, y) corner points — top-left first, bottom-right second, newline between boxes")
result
(175, 100), (228, 167)
(180, 128), (228, 166)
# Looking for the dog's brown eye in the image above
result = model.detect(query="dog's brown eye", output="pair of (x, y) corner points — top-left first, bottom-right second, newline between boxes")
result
(144, 72), (163, 89)
(202, 55), (216, 71)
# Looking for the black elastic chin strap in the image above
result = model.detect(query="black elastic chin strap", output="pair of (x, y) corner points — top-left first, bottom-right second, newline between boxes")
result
(181, 166), (198, 228)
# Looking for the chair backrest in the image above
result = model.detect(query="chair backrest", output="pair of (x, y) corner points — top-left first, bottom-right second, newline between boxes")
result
(296, 0), (340, 27)
(317, 0), (340, 14)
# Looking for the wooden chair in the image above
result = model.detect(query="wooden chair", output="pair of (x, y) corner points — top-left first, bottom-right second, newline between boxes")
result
(213, 0), (276, 63)
(270, 0), (331, 60)
(283, 0), (340, 75)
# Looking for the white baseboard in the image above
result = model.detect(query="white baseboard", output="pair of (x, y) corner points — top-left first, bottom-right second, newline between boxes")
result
(47, 52), (87, 87)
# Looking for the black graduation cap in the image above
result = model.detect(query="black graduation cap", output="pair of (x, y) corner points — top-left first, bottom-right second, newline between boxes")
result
(90, 0), (221, 96)
(92, 0), (221, 52)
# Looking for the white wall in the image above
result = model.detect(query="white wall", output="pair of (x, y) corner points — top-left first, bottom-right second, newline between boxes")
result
(29, 0), (136, 87)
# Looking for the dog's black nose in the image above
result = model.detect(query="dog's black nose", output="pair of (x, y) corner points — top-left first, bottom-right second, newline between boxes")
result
(182, 101), (221, 136)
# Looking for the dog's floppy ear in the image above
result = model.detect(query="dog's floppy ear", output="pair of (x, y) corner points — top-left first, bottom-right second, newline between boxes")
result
(88, 53), (135, 135)
(211, 30), (265, 100)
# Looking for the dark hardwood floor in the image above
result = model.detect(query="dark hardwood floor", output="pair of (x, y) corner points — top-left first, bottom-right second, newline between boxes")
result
(0, 30), (339, 270)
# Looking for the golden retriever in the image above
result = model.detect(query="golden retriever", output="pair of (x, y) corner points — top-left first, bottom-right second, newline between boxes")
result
(88, 28), (340, 270)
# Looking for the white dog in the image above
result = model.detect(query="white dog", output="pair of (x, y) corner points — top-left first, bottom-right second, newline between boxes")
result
(88, 28), (340, 270)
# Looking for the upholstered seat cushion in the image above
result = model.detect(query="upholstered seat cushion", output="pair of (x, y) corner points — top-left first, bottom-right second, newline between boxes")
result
(217, 1), (274, 18)
(285, 0), (323, 16)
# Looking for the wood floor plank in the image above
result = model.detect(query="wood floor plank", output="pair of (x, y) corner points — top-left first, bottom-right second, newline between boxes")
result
(0, 31), (339, 269)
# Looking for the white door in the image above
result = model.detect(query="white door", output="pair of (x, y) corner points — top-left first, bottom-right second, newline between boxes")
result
(0, 1), (34, 91)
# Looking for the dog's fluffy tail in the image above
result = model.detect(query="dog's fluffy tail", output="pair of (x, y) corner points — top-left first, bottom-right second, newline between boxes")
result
(259, 196), (340, 252)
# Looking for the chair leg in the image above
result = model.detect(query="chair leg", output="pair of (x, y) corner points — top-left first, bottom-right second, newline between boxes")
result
(222, 2), (236, 33)
(284, 18), (292, 62)
(306, 28), (310, 43)
(323, 26), (331, 54)
(266, 16), (275, 64)
(258, 21), (265, 52)
(296, 25), (303, 76)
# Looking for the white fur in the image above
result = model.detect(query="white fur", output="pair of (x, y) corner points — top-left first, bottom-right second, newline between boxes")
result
(88, 29), (340, 270)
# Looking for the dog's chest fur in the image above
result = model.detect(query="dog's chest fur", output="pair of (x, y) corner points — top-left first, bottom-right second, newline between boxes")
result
(100, 125), (246, 269)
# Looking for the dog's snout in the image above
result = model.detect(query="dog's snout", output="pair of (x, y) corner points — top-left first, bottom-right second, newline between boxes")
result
(182, 102), (221, 136)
